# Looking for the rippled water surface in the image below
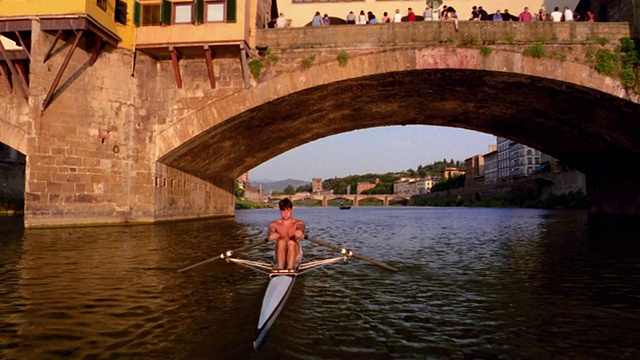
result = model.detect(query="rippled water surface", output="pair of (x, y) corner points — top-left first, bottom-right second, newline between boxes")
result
(1, 207), (639, 359)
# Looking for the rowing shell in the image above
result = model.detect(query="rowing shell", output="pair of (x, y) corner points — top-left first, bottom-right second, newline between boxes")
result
(253, 269), (297, 349)
(177, 236), (398, 349)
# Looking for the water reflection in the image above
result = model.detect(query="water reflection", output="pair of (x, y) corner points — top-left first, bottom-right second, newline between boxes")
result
(1, 208), (639, 359)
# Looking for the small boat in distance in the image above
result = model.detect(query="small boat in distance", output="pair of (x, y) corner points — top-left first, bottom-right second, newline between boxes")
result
(339, 203), (351, 210)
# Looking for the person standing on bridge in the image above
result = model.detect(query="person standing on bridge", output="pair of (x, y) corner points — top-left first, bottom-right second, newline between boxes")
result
(519, 7), (533, 22)
(322, 13), (331, 26)
(406, 8), (416, 22)
(346, 11), (356, 24)
(562, 6), (574, 21)
(358, 10), (367, 24)
(393, 9), (402, 23)
(311, 11), (324, 27)
(550, 7), (563, 22)
(423, 5), (434, 21)
(268, 198), (306, 270)
(381, 12), (390, 23)
(441, 5), (459, 31)
(276, 13), (287, 28)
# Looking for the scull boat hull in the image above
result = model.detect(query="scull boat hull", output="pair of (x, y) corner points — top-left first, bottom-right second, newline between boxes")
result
(253, 272), (297, 349)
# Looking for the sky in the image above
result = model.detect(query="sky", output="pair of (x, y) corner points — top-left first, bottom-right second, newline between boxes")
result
(249, 125), (497, 183)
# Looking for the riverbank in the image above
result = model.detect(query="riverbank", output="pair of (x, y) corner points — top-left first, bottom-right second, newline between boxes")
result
(413, 170), (587, 210)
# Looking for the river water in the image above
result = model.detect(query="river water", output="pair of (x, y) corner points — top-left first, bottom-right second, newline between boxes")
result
(1, 207), (639, 359)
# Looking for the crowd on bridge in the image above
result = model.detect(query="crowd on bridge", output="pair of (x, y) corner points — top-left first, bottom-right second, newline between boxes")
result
(271, 4), (595, 29)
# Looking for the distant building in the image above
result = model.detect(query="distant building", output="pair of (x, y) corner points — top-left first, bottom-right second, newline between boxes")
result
(414, 178), (434, 194)
(394, 177), (434, 194)
(465, 145), (497, 188)
(442, 167), (465, 179)
(464, 155), (485, 188)
(484, 149), (499, 184)
(496, 137), (541, 180)
(312, 178), (323, 194)
(236, 172), (264, 202)
(393, 178), (412, 194)
(357, 178), (379, 194)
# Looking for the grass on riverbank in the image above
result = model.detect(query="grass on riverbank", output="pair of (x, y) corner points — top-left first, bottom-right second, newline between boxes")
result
(235, 198), (271, 209)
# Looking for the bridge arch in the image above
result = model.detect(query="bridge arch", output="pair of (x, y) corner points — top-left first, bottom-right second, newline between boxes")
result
(157, 46), (640, 182)
(0, 121), (28, 155)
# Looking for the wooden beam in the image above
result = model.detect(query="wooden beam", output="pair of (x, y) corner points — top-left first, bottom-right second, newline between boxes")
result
(14, 31), (31, 61)
(89, 36), (103, 66)
(0, 39), (28, 99)
(41, 30), (84, 110)
(170, 47), (182, 89)
(204, 45), (216, 89)
(239, 43), (250, 89)
(0, 63), (13, 94)
(14, 62), (29, 93)
(43, 30), (63, 63)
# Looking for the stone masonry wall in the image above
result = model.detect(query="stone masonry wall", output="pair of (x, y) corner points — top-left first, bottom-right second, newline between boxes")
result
(4, 21), (239, 227)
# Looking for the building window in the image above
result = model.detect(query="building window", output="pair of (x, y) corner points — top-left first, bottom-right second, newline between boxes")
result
(141, 2), (161, 25)
(206, 1), (225, 22)
(115, 0), (128, 24)
(97, 0), (107, 11)
(174, 2), (193, 23)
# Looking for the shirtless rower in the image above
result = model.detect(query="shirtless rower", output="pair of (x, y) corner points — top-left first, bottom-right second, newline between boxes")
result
(268, 198), (306, 270)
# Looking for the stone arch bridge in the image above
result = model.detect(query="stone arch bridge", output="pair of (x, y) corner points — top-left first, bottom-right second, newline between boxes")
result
(269, 194), (412, 207)
(2, 21), (640, 227)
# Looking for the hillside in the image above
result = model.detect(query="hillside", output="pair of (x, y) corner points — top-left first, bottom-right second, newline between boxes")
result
(258, 179), (310, 192)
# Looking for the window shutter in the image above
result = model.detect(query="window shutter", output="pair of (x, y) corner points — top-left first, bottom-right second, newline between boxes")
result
(161, 0), (172, 25)
(194, 0), (204, 24)
(226, 0), (236, 22)
(133, 1), (141, 26)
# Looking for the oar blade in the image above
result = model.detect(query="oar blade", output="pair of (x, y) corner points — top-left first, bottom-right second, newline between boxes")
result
(306, 237), (399, 271)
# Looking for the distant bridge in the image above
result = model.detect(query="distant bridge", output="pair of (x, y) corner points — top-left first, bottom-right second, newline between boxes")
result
(269, 194), (412, 206)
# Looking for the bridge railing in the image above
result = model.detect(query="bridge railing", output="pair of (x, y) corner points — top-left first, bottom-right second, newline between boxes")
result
(257, 22), (631, 50)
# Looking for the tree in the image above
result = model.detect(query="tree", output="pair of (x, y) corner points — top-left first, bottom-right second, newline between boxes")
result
(235, 184), (245, 198)
(362, 182), (393, 194)
(296, 184), (312, 193)
(284, 184), (295, 195)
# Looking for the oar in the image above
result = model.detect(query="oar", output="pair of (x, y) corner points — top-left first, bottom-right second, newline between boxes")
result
(177, 239), (269, 273)
(305, 236), (399, 271)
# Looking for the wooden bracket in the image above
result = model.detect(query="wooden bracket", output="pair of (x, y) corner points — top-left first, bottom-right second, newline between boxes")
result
(43, 30), (63, 64)
(14, 31), (31, 61)
(239, 43), (250, 89)
(41, 29), (84, 110)
(170, 46), (182, 88)
(14, 62), (29, 94)
(89, 36), (103, 66)
(204, 45), (216, 89)
(0, 39), (28, 99)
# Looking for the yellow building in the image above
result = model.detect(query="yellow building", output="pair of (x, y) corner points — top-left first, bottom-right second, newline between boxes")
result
(0, 0), (271, 98)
